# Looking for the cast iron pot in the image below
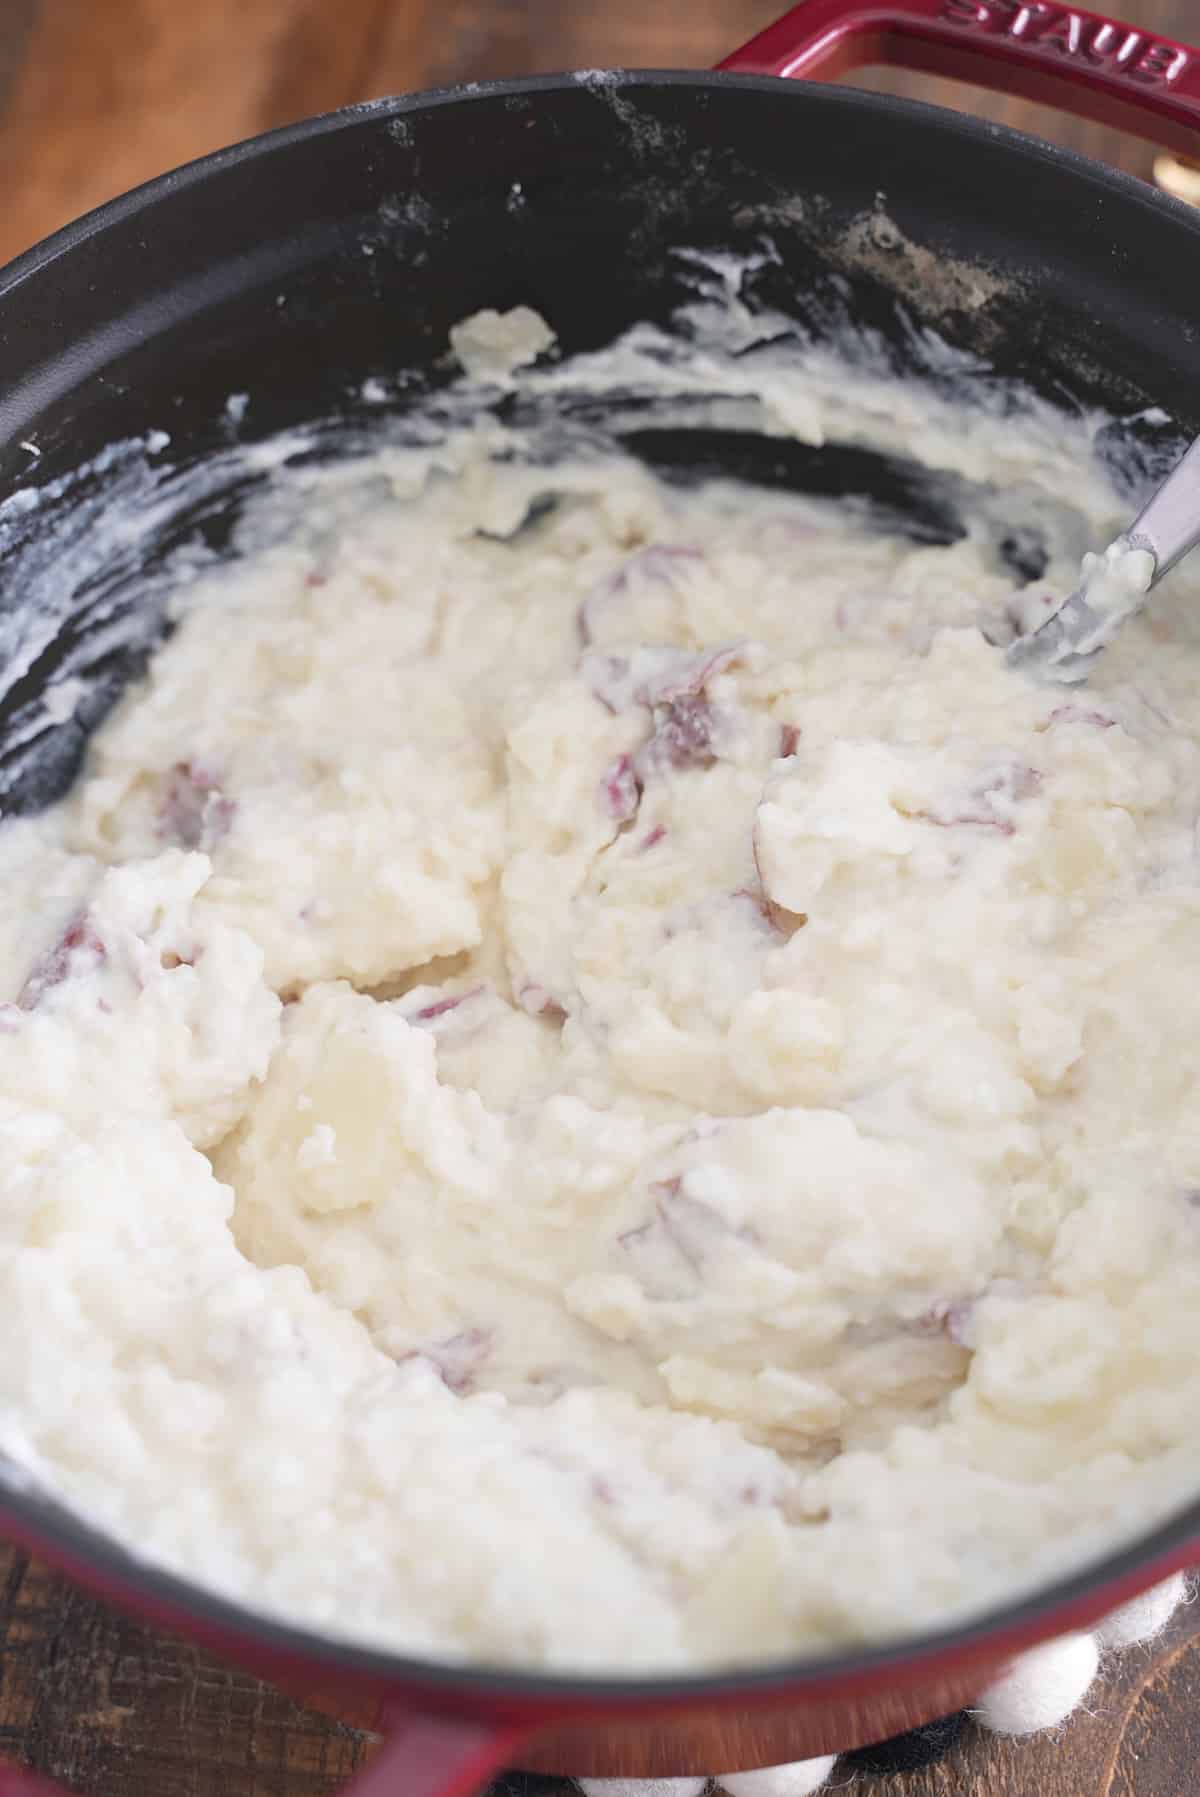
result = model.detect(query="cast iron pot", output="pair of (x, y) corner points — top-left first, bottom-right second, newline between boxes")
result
(1, 2), (1200, 1792)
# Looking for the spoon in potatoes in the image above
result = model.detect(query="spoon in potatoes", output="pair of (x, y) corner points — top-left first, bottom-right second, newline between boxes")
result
(1008, 433), (1200, 682)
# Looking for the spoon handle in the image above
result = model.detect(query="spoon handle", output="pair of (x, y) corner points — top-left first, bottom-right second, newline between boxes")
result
(1008, 431), (1200, 682)
(1127, 434), (1200, 581)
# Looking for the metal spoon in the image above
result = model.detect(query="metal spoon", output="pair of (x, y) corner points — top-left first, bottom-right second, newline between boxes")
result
(1007, 434), (1200, 683)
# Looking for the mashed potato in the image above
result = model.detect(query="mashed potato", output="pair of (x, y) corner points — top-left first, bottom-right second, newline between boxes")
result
(0, 303), (1198, 1672)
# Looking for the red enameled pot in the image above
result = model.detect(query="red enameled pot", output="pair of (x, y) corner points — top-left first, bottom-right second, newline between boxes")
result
(1, 3), (1199, 1791)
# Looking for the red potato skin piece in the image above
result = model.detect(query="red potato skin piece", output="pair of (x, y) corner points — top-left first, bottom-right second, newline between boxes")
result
(17, 913), (107, 1011)
(1042, 705), (1114, 731)
(518, 983), (568, 1023)
(592, 637), (752, 818)
(914, 764), (1042, 837)
(400, 1327), (494, 1394)
(642, 694), (719, 773)
(640, 641), (744, 707)
(596, 690), (727, 822)
(599, 753), (642, 822)
(410, 985), (486, 1024)
(630, 1177), (751, 1275)
(157, 762), (236, 852)
(578, 544), (704, 646)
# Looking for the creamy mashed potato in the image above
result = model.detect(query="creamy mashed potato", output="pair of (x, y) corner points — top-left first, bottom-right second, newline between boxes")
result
(0, 303), (1198, 1672)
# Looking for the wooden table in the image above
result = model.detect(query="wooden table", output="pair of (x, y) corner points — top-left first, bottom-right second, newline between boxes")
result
(0, 2), (1197, 1792)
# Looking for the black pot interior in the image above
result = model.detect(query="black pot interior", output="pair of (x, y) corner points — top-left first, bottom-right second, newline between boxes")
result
(1, 70), (1200, 1693)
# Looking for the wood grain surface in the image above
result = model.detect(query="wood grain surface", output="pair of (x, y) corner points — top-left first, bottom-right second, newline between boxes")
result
(1, 1), (1198, 1793)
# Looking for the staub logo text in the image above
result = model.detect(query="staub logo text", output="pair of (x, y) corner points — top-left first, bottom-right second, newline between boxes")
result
(941, 0), (1189, 85)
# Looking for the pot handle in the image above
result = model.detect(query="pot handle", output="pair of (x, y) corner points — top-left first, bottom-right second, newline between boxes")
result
(0, 1769), (77, 1796)
(718, 0), (1200, 155)
(336, 1710), (525, 1797)
(0, 1713), (521, 1797)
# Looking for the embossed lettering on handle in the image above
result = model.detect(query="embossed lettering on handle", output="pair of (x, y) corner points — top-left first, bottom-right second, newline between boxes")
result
(939, 1), (1188, 87)
(718, 0), (1200, 156)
